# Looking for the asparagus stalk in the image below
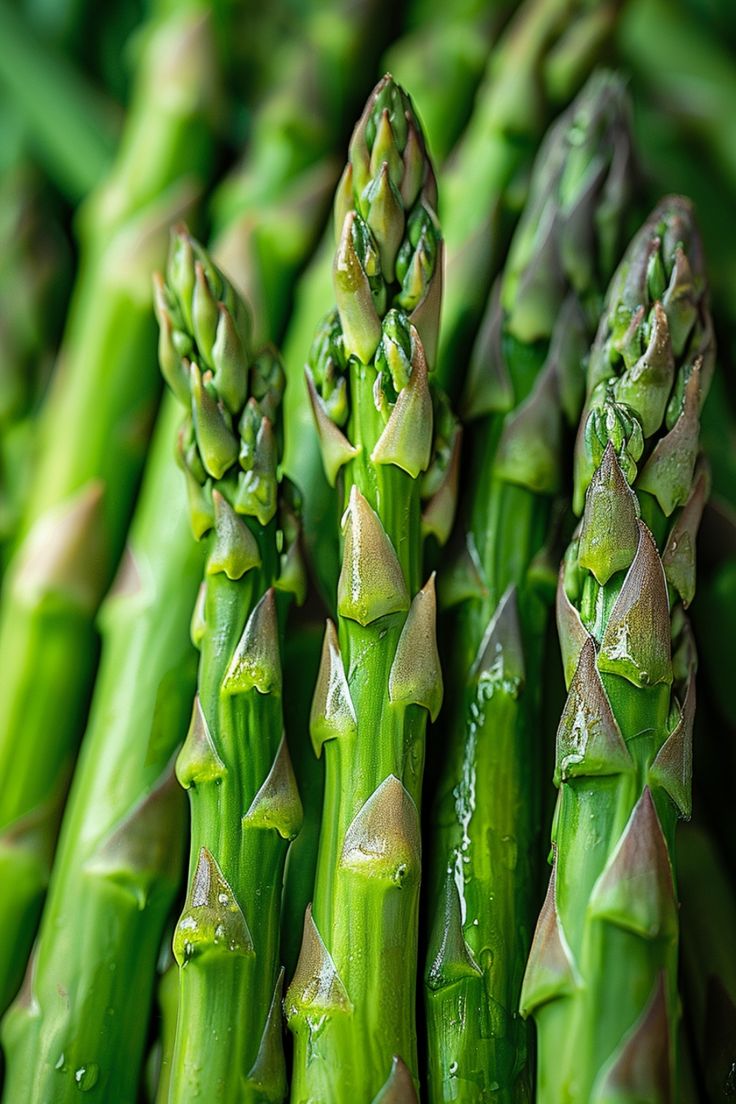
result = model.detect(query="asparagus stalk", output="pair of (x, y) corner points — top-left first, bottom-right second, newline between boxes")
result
(678, 824), (736, 1102)
(155, 227), (304, 1102)
(437, 0), (622, 397)
(0, 394), (199, 1104)
(0, 164), (70, 568)
(0, 0), (219, 1016)
(521, 196), (715, 1101)
(286, 76), (451, 1101)
(281, 1), (497, 604)
(425, 72), (633, 1103)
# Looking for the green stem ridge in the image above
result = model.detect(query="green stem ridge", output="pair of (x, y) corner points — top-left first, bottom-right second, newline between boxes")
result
(0, 394), (200, 1104)
(522, 196), (714, 1103)
(0, 2), (220, 1018)
(155, 228), (304, 1103)
(425, 72), (632, 1104)
(286, 77), (453, 1101)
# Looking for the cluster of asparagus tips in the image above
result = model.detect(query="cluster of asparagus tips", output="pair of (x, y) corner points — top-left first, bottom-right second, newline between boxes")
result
(521, 195), (714, 1102)
(154, 227), (304, 1102)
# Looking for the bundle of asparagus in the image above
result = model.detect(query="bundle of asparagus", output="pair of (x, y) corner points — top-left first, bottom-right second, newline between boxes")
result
(0, 4), (731, 1102)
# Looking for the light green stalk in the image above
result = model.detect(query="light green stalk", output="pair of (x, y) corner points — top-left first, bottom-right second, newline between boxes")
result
(522, 196), (715, 1102)
(155, 228), (304, 1102)
(426, 72), (632, 1104)
(0, 1), (219, 1016)
(1, 394), (200, 1104)
(679, 824), (736, 1102)
(286, 76), (453, 1101)
(437, 0), (623, 397)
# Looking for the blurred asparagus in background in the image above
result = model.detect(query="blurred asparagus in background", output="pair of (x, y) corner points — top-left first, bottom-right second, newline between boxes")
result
(0, 0), (118, 202)
(281, 0), (509, 603)
(0, 0), (221, 1016)
(522, 197), (714, 1101)
(1, 395), (200, 1104)
(0, 164), (71, 570)
(426, 73), (632, 1103)
(679, 824), (736, 1103)
(437, 0), (623, 398)
(156, 228), (304, 1103)
(211, 0), (393, 347)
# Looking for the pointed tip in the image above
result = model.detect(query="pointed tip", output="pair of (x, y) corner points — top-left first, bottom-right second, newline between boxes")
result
(242, 735), (303, 840)
(222, 588), (282, 696)
(591, 974), (672, 1102)
(649, 676), (694, 818)
(556, 637), (632, 784)
(337, 488), (409, 625)
(371, 1056), (418, 1103)
(590, 788), (677, 939)
(598, 521), (672, 688)
(473, 585), (525, 688)
(425, 870), (481, 992)
(340, 775), (421, 886)
(389, 575), (443, 720)
(305, 368), (359, 486)
(284, 904), (352, 1022)
(521, 863), (578, 1017)
(173, 847), (253, 965)
(310, 619), (357, 756)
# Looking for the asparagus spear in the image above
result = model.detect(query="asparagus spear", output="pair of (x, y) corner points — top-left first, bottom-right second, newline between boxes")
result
(425, 72), (633, 1103)
(0, 394), (199, 1104)
(286, 76), (451, 1101)
(155, 227), (304, 1102)
(0, 0), (219, 1016)
(679, 824), (736, 1103)
(521, 196), (715, 1101)
(437, 0), (623, 397)
(281, 0), (496, 604)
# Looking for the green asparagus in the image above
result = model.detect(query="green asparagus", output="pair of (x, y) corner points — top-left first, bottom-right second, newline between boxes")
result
(0, 0), (219, 1016)
(521, 196), (714, 1101)
(1, 394), (200, 1104)
(426, 72), (633, 1103)
(0, 163), (70, 568)
(437, 0), (622, 397)
(285, 76), (451, 1101)
(155, 227), (304, 1102)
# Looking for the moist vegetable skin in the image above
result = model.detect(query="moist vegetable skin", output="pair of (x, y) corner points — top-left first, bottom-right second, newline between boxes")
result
(425, 71), (633, 1104)
(0, 394), (200, 1104)
(285, 77), (456, 1102)
(155, 227), (304, 1104)
(0, 2), (219, 1017)
(521, 196), (715, 1103)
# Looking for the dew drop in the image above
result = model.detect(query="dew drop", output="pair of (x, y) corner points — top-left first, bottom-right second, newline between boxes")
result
(75, 1063), (99, 1091)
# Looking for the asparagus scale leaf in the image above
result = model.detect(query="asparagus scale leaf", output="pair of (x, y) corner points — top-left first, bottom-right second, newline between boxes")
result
(286, 76), (454, 1101)
(522, 196), (714, 1103)
(155, 229), (304, 1103)
(426, 71), (633, 1104)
